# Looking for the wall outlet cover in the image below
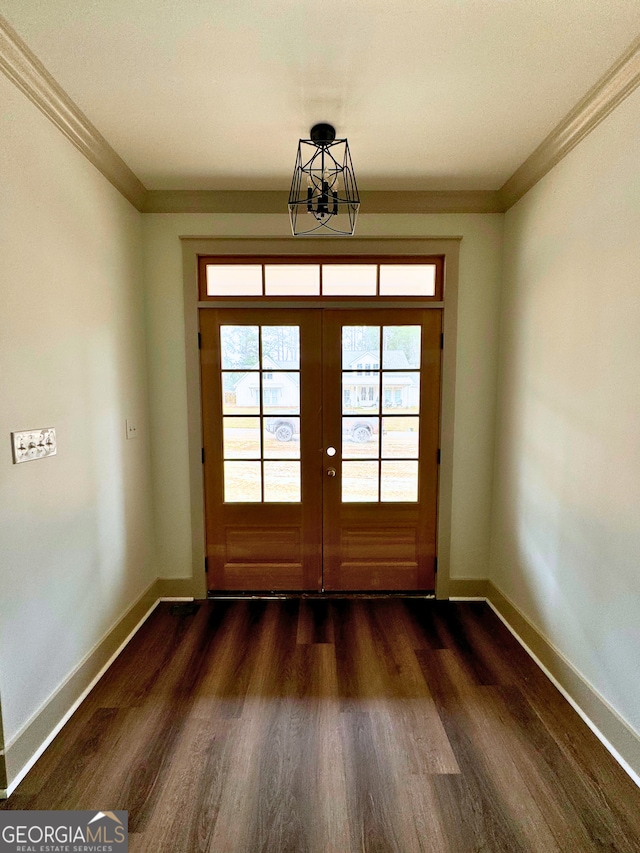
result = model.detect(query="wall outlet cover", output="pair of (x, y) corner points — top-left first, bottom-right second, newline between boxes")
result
(11, 428), (57, 464)
(126, 419), (139, 439)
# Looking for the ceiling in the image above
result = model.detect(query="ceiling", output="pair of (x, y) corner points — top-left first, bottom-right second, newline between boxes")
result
(3, 0), (640, 192)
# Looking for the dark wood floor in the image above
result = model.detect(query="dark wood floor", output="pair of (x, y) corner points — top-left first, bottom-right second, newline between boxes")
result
(3, 600), (640, 852)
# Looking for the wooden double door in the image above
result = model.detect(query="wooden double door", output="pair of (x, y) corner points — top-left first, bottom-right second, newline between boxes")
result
(200, 307), (442, 592)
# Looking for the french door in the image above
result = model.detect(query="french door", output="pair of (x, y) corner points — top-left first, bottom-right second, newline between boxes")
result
(200, 307), (442, 592)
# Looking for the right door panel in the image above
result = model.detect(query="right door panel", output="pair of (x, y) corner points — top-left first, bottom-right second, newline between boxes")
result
(322, 309), (442, 591)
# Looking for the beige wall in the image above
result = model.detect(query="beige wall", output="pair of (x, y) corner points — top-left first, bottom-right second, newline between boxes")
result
(0, 75), (155, 745)
(142, 212), (503, 583)
(491, 86), (640, 735)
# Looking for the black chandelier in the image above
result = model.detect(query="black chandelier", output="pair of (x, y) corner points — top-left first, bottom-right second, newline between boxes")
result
(288, 123), (360, 236)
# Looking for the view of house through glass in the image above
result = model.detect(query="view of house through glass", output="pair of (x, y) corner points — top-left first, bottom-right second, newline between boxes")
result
(221, 324), (301, 502)
(219, 320), (422, 504)
(341, 325), (421, 502)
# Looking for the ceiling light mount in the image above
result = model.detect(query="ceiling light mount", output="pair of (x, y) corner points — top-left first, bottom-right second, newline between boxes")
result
(289, 123), (360, 236)
(309, 123), (336, 145)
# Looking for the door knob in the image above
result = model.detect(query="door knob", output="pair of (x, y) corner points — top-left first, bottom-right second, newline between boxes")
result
(326, 467), (336, 477)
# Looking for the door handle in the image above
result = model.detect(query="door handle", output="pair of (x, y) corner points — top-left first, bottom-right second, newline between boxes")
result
(326, 467), (336, 477)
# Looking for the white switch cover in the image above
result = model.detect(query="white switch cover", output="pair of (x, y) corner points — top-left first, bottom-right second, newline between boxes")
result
(126, 419), (139, 440)
(12, 428), (57, 464)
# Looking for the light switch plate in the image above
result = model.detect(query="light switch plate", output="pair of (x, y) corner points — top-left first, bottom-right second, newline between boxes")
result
(126, 419), (139, 440)
(11, 428), (57, 464)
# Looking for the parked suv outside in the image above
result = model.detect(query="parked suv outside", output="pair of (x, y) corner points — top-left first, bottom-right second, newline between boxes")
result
(265, 417), (378, 443)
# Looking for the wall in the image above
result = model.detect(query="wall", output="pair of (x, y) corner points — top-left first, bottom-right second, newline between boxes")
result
(491, 86), (640, 737)
(142, 212), (503, 584)
(0, 74), (155, 749)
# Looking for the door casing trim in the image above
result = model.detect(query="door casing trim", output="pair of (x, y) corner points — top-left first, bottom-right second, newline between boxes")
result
(181, 237), (461, 599)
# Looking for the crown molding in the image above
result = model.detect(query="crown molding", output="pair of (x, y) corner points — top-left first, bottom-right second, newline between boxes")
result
(142, 189), (504, 214)
(360, 190), (504, 214)
(500, 33), (640, 210)
(142, 190), (286, 214)
(0, 14), (146, 210)
(2, 11), (639, 216)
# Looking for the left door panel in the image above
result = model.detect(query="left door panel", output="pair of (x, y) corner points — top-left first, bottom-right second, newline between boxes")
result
(200, 308), (323, 591)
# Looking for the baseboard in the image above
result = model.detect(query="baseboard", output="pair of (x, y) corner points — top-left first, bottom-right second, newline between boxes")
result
(157, 577), (197, 599)
(1, 579), (161, 799)
(486, 580), (640, 788)
(448, 577), (489, 599)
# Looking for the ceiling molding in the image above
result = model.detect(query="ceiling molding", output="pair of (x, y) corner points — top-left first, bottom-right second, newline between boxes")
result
(0, 14), (146, 210)
(499, 33), (640, 210)
(2, 12), (639, 216)
(142, 189), (504, 214)
(143, 190), (286, 214)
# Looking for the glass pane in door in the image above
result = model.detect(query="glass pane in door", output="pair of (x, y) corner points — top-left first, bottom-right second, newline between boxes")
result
(381, 417), (419, 458)
(220, 325), (259, 368)
(223, 417), (261, 458)
(342, 374), (380, 415)
(342, 417), (379, 458)
(224, 461), (262, 502)
(261, 326), (300, 367)
(382, 373), (420, 413)
(383, 326), (422, 368)
(341, 324), (422, 503)
(263, 461), (301, 502)
(220, 324), (302, 503)
(262, 374), (300, 414)
(263, 418), (300, 458)
(342, 461), (379, 502)
(381, 461), (419, 502)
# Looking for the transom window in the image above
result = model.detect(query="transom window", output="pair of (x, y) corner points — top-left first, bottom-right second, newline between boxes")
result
(199, 258), (443, 300)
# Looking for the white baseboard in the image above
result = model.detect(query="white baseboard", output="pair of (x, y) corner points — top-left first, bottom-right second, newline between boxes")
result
(486, 581), (640, 790)
(1, 577), (205, 799)
(2, 598), (160, 799)
(1, 580), (163, 799)
(159, 597), (195, 601)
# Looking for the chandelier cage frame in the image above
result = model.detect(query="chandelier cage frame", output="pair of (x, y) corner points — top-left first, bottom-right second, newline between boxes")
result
(288, 125), (360, 236)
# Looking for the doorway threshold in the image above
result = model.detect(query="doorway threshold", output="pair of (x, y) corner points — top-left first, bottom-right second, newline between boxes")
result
(207, 590), (436, 600)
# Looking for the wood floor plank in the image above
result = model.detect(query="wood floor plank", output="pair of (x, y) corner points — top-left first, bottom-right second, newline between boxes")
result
(306, 644), (351, 853)
(95, 604), (201, 707)
(206, 601), (301, 852)
(463, 602), (640, 849)
(188, 599), (272, 719)
(5, 600), (640, 853)
(128, 715), (234, 853)
(403, 774), (450, 853)
(487, 684), (612, 853)
(459, 685), (565, 853)
(416, 648), (560, 853)
(332, 599), (362, 709)
(431, 773), (494, 853)
(341, 711), (406, 853)
(296, 599), (335, 644)
(21, 707), (125, 809)
(431, 602), (502, 685)
(366, 602), (460, 774)
(402, 599), (448, 650)
(242, 644), (350, 853)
